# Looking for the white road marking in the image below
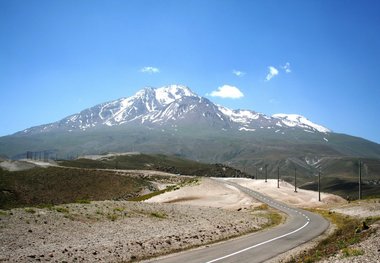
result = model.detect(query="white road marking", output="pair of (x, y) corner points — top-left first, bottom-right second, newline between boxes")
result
(205, 219), (310, 263)
(206, 181), (312, 263)
(209, 180), (312, 263)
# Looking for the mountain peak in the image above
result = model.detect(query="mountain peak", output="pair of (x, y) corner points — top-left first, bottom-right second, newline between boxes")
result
(154, 85), (197, 105)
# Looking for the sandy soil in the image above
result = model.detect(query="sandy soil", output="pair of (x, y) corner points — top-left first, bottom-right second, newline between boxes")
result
(0, 160), (38, 171)
(0, 160), (57, 171)
(224, 178), (346, 208)
(79, 152), (140, 160)
(330, 199), (380, 218)
(146, 177), (262, 210)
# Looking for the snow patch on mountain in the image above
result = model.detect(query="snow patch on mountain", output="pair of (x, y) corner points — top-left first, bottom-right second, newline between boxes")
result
(272, 114), (330, 133)
(217, 106), (261, 124)
(239, 127), (256, 132)
(305, 156), (322, 166)
(155, 85), (197, 105)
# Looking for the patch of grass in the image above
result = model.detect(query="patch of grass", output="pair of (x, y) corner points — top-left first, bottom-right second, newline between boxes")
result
(113, 207), (124, 212)
(364, 216), (380, 225)
(150, 212), (167, 219)
(59, 154), (249, 178)
(252, 205), (284, 229)
(0, 210), (8, 216)
(107, 213), (118, 221)
(75, 199), (91, 204)
(128, 185), (177, 202)
(0, 166), (154, 209)
(341, 247), (364, 257)
(24, 208), (36, 214)
(36, 203), (54, 209)
(255, 203), (269, 210)
(287, 210), (376, 263)
(54, 206), (69, 213)
(261, 210), (283, 228)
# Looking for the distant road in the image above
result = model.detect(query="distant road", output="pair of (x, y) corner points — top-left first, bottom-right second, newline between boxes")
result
(147, 179), (329, 263)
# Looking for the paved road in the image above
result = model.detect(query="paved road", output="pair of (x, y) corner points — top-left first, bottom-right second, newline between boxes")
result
(147, 179), (329, 263)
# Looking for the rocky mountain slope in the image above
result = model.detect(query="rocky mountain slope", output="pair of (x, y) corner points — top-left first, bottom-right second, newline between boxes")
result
(1, 84), (380, 161)
(18, 85), (331, 136)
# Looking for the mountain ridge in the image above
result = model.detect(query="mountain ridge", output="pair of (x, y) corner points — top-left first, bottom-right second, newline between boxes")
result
(1, 84), (380, 164)
(17, 84), (331, 138)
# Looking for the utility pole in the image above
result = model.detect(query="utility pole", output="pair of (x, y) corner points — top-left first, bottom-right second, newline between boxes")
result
(294, 167), (297, 193)
(255, 166), (258, 180)
(265, 165), (268, 183)
(359, 160), (362, 200)
(318, 171), (321, 202)
(277, 166), (280, 188)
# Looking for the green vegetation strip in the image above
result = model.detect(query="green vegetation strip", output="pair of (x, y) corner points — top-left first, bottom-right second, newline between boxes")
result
(287, 210), (379, 263)
(59, 153), (249, 178)
(128, 186), (177, 202)
(252, 204), (285, 229)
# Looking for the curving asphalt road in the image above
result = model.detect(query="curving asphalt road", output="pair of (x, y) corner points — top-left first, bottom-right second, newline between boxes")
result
(147, 179), (329, 263)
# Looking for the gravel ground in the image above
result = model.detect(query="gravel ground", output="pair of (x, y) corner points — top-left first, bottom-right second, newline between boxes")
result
(320, 222), (380, 263)
(320, 199), (380, 263)
(0, 201), (268, 262)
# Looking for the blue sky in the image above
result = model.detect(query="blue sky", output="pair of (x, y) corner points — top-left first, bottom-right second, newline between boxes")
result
(1, 0), (380, 143)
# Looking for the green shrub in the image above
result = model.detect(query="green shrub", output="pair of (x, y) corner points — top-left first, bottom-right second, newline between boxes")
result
(113, 207), (124, 212)
(255, 204), (269, 210)
(55, 207), (69, 213)
(107, 214), (118, 221)
(341, 247), (364, 257)
(150, 212), (167, 219)
(24, 208), (36, 214)
(0, 210), (7, 216)
(75, 199), (91, 204)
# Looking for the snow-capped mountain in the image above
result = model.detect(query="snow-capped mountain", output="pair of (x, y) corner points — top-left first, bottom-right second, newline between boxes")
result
(3, 84), (380, 162)
(20, 84), (330, 136)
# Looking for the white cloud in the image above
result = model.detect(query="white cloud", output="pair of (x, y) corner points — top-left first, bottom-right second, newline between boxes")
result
(140, 66), (160, 74)
(232, 70), (246, 77)
(209, 85), (244, 99)
(265, 66), (279, 81)
(282, 62), (291, 73)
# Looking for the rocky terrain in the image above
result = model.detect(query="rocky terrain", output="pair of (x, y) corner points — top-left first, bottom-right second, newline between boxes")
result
(0, 186), (269, 262)
(320, 199), (380, 263)
(1, 170), (378, 263)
